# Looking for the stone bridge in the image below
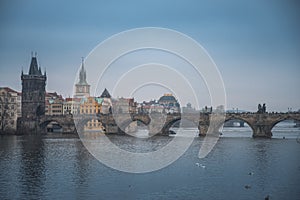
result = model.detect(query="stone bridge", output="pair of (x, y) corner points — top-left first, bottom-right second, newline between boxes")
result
(39, 114), (76, 134)
(38, 112), (300, 138)
(200, 112), (300, 138)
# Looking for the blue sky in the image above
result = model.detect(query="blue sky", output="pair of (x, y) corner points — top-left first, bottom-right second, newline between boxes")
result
(0, 0), (299, 111)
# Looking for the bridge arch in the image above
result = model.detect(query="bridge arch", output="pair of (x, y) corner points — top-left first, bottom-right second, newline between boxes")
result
(268, 116), (300, 138)
(221, 116), (255, 135)
(117, 115), (151, 134)
(162, 118), (181, 134)
(39, 115), (76, 134)
(162, 117), (198, 134)
(270, 116), (300, 131)
(39, 119), (63, 132)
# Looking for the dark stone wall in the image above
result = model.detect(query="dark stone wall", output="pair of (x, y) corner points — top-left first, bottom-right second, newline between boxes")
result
(18, 71), (46, 134)
(21, 75), (46, 119)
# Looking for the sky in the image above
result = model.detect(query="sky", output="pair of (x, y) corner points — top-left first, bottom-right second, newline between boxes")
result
(0, 0), (299, 112)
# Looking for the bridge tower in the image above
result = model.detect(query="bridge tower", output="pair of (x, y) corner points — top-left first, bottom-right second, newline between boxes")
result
(17, 54), (47, 134)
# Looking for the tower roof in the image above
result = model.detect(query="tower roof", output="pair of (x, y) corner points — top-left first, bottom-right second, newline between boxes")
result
(100, 88), (111, 98)
(29, 56), (42, 75)
(78, 58), (88, 85)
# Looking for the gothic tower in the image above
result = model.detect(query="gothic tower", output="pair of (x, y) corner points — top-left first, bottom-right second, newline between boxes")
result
(74, 58), (90, 98)
(17, 54), (47, 134)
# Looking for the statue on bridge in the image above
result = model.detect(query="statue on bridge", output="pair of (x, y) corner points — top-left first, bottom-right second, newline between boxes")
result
(257, 103), (266, 113)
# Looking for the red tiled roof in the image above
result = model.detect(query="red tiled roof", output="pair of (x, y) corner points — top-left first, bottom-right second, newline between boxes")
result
(0, 87), (19, 94)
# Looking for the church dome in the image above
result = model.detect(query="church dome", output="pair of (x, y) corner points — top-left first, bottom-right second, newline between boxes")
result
(158, 95), (176, 102)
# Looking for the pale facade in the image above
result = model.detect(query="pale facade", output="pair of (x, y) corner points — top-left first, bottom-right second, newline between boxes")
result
(63, 98), (80, 115)
(45, 92), (64, 115)
(0, 87), (21, 133)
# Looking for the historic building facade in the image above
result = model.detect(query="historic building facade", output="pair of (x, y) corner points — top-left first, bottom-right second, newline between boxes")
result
(79, 96), (103, 131)
(17, 55), (47, 134)
(45, 92), (64, 115)
(0, 87), (21, 134)
(63, 97), (81, 115)
(158, 93), (180, 113)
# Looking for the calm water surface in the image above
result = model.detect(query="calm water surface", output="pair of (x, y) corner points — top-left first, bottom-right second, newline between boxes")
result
(0, 125), (300, 200)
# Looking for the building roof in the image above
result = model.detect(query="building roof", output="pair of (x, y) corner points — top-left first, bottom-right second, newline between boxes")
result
(65, 97), (81, 102)
(158, 94), (177, 102)
(0, 87), (19, 94)
(28, 56), (43, 76)
(100, 88), (111, 98)
(46, 92), (63, 100)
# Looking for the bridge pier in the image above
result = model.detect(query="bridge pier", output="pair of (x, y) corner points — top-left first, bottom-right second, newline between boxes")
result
(198, 113), (209, 136)
(61, 123), (77, 134)
(198, 125), (208, 136)
(17, 117), (46, 135)
(252, 124), (272, 138)
(104, 124), (121, 134)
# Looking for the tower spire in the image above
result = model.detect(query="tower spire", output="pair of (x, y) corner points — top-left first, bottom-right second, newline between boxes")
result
(28, 53), (39, 75)
(75, 57), (90, 98)
(78, 57), (87, 85)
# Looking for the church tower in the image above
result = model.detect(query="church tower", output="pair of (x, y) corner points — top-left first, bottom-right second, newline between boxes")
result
(17, 54), (47, 134)
(74, 58), (90, 98)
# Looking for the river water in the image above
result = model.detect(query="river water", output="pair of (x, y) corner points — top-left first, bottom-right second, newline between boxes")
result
(0, 123), (299, 200)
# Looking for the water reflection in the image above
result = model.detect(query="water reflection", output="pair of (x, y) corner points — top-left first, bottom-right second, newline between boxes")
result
(254, 140), (271, 192)
(74, 140), (92, 197)
(19, 136), (46, 199)
(0, 130), (300, 199)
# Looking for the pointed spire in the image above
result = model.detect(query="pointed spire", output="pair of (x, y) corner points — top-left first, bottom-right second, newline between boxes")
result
(78, 57), (88, 85)
(29, 57), (39, 75)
